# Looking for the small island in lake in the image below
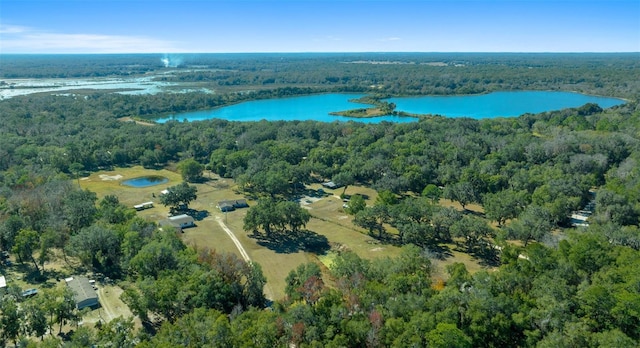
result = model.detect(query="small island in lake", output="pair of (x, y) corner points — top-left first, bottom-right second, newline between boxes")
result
(330, 95), (402, 118)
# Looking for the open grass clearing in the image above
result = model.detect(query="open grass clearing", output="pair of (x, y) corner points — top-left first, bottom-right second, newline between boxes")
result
(79, 166), (182, 218)
(181, 206), (310, 301)
(79, 167), (490, 301)
(82, 283), (138, 327)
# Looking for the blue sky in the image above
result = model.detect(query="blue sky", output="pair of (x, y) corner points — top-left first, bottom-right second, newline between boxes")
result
(1, 0), (638, 53)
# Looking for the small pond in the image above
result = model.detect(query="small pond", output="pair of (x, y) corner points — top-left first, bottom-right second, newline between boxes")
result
(122, 175), (169, 188)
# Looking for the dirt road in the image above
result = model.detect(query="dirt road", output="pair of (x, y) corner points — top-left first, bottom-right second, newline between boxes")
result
(215, 216), (275, 300)
(216, 216), (251, 262)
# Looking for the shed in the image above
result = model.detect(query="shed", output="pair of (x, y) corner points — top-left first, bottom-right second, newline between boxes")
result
(233, 199), (249, 208)
(218, 199), (249, 212)
(168, 214), (195, 229)
(218, 201), (235, 212)
(0, 275), (6, 290)
(66, 276), (99, 310)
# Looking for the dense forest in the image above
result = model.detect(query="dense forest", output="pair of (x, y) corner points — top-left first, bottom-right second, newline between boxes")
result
(0, 53), (639, 347)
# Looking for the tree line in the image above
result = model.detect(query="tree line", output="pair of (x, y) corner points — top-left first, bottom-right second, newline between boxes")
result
(3, 53), (638, 99)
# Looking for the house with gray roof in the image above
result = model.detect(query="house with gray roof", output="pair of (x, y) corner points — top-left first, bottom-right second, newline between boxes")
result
(65, 276), (99, 310)
(217, 199), (249, 212)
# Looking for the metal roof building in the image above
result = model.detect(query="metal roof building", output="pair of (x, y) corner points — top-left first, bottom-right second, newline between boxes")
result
(217, 199), (249, 212)
(65, 276), (99, 310)
(168, 214), (195, 228)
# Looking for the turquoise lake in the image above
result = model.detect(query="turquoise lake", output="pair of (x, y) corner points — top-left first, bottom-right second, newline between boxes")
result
(157, 93), (417, 124)
(156, 91), (625, 123)
(387, 91), (625, 119)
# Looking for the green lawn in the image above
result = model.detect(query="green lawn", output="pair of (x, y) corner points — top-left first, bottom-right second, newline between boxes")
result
(80, 167), (487, 301)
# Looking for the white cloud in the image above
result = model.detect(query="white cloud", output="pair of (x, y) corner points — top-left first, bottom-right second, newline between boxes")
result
(0, 24), (181, 53)
(0, 24), (29, 34)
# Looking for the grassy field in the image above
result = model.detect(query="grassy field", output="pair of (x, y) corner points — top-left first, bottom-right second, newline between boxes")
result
(78, 166), (487, 301)
(79, 167), (317, 300)
(83, 283), (138, 327)
(0, 166), (486, 326)
(78, 166), (182, 222)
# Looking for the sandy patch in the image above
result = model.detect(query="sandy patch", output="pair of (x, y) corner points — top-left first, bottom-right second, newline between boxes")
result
(99, 174), (123, 181)
(370, 247), (383, 252)
(118, 117), (156, 126)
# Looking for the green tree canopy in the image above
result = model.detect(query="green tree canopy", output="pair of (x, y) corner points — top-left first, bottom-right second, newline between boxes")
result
(332, 171), (355, 196)
(451, 215), (494, 253)
(159, 182), (198, 212)
(422, 183), (442, 203)
(344, 194), (366, 215)
(483, 189), (529, 227)
(508, 205), (554, 246)
(243, 198), (311, 236)
(68, 225), (122, 275)
(177, 158), (204, 183)
(63, 189), (98, 233)
(11, 228), (41, 273)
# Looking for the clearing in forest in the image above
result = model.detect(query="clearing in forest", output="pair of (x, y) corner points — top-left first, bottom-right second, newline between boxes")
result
(79, 166), (486, 301)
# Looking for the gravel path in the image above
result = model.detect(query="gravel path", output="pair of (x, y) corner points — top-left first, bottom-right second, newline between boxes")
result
(215, 216), (275, 300)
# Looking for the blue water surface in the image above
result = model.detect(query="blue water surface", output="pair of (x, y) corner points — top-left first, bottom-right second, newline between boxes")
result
(387, 91), (624, 119)
(122, 176), (169, 188)
(156, 91), (625, 123)
(158, 93), (416, 124)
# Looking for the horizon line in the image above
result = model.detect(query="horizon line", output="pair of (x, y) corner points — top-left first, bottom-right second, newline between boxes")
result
(1, 51), (639, 55)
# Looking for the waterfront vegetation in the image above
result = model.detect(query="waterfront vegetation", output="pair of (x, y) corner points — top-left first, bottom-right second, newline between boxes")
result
(0, 53), (639, 346)
(329, 95), (397, 118)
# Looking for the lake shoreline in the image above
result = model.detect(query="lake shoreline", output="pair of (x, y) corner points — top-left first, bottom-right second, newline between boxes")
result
(154, 91), (626, 123)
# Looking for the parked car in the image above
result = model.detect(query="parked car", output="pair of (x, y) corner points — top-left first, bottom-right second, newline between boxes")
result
(21, 288), (38, 298)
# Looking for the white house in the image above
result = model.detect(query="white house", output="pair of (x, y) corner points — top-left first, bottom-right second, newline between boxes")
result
(168, 214), (195, 229)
